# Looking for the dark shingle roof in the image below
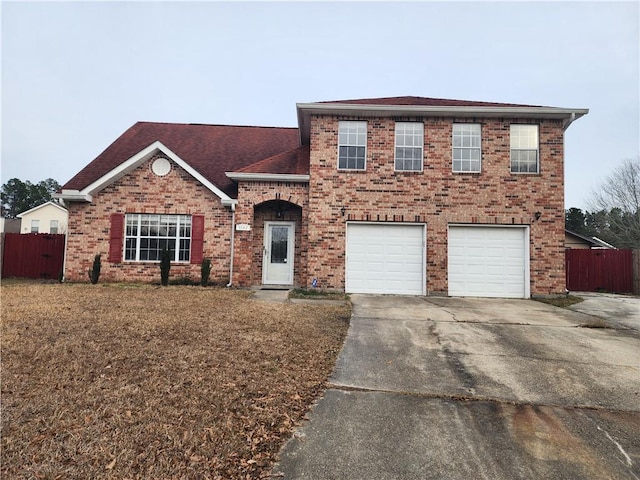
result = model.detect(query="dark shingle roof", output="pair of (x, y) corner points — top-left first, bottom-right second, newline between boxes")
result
(234, 145), (310, 175)
(62, 122), (300, 197)
(318, 96), (544, 108)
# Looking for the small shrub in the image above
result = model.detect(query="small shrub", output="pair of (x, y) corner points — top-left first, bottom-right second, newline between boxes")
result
(201, 258), (212, 286)
(88, 254), (101, 285)
(160, 248), (171, 286)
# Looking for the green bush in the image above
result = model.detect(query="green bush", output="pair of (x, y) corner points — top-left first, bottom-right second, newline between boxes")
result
(200, 258), (212, 286)
(160, 248), (171, 286)
(88, 254), (101, 285)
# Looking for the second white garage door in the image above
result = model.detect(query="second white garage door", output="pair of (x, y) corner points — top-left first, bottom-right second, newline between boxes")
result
(346, 223), (425, 295)
(448, 226), (529, 298)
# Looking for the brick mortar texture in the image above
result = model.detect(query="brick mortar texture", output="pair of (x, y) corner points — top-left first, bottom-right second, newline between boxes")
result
(233, 181), (309, 286)
(307, 115), (566, 296)
(65, 158), (232, 284)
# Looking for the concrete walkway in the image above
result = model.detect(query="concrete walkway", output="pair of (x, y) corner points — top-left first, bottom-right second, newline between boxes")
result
(251, 288), (290, 303)
(272, 295), (640, 480)
(568, 291), (640, 330)
(250, 288), (349, 306)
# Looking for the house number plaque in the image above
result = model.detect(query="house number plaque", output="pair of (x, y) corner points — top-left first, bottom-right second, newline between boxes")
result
(235, 223), (251, 231)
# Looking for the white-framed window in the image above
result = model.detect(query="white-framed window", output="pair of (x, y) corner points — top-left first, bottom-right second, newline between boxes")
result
(510, 124), (539, 173)
(124, 214), (192, 262)
(453, 123), (481, 172)
(50, 220), (59, 234)
(395, 122), (424, 172)
(338, 121), (367, 170)
(31, 220), (39, 233)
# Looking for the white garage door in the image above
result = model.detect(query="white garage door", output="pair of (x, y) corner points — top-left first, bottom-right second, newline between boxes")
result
(448, 226), (529, 298)
(346, 223), (425, 295)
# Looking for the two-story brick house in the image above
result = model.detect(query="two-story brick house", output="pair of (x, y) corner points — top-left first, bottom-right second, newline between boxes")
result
(56, 96), (587, 297)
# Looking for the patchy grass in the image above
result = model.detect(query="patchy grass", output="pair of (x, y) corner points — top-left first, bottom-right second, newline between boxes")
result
(1, 283), (350, 479)
(288, 288), (349, 301)
(533, 295), (584, 308)
(576, 319), (615, 329)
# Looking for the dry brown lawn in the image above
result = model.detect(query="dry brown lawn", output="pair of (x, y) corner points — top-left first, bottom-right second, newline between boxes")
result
(1, 282), (350, 479)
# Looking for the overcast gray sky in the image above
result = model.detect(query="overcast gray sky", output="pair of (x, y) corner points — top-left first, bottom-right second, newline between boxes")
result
(2, 1), (638, 210)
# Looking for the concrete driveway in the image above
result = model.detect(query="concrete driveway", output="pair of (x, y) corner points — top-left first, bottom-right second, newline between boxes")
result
(273, 295), (640, 480)
(568, 291), (640, 331)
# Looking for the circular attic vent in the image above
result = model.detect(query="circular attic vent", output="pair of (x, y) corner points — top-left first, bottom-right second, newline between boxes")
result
(151, 157), (172, 177)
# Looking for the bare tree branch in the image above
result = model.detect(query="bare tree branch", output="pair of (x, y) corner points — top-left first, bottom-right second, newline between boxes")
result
(588, 157), (640, 248)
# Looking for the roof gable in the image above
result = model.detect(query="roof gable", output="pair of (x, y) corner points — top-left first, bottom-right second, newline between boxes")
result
(17, 201), (68, 218)
(62, 122), (300, 198)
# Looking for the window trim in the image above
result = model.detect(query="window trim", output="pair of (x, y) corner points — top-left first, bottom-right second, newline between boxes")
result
(337, 121), (367, 171)
(50, 220), (59, 234)
(394, 122), (424, 172)
(31, 220), (39, 233)
(124, 213), (192, 263)
(452, 123), (482, 173)
(510, 124), (539, 174)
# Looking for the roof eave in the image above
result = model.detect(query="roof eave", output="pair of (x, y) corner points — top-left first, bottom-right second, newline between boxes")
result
(16, 200), (69, 216)
(226, 172), (310, 183)
(53, 191), (93, 203)
(296, 102), (589, 143)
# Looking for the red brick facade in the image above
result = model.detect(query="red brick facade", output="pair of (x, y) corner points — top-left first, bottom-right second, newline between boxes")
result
(64, 158), (232, 284)
(232, 181), (309, 287)
(61, 99), (578, 297)
(306, 115), (566, 296)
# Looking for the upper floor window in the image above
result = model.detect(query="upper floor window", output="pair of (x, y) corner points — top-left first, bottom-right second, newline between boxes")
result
(338, 121), (366, 170)
(50, 220), (59, 234)
(31, 220), (39, 233)
(125, 214), (192, 262)
(395, 122), (424, 172)
(453, 123), (481, 173)
(510, 124), (539, 173)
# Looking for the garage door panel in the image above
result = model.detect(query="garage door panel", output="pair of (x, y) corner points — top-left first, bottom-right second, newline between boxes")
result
(448, 226), (528, 299)
(346, 224), (425, 295)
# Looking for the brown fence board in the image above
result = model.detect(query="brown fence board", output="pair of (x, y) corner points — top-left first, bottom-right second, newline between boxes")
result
(1, 233), (65, 280)
(565, 249), (633, 294)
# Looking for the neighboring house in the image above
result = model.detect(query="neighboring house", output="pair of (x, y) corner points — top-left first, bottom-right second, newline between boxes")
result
(565, 229), (616, 249)
(17, 201), (68, 234)
(56, 96), (588, 298)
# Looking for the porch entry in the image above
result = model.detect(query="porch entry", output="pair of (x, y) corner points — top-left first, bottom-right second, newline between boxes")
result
(263, 221), (295, 285)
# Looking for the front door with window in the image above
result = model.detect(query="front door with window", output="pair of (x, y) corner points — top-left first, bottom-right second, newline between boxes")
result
(263, 222), (295, 285)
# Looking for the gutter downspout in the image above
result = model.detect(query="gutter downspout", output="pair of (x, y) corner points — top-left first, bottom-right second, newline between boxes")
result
(226, 202), (236, 287)
(61, 226), (69, 282)
(562, 112), (577, 132)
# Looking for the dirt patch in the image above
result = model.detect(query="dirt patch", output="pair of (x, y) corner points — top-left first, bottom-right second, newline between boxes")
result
(288, 288), (349, 301)
(576, 319), (615, 329)
(1, 283), (350, 479)
(533, 295), (584, 308)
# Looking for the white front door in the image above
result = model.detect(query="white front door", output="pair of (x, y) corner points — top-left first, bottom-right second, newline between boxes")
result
(263, 222), (295, 285)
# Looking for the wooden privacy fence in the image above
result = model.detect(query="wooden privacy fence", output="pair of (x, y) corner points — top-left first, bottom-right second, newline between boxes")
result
(1, 233), (65, 280)
(565, 248), (634, 294)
